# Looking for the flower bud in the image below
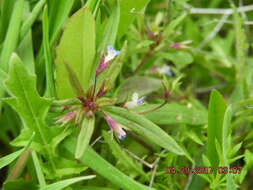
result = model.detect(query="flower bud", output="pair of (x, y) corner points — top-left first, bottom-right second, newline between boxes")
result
(104, 115), (126, 140)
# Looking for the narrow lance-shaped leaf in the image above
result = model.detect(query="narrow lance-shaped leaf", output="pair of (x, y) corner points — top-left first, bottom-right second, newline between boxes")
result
(0, 0), (24, 72)
(56, 8), (96, 98)
(75, 116), (95, 159)
(0, 0), (15, 42)
(102, 131), (147, 178)
(48, 0), (75, 46)
(98, 1), (120, 53)
(222, 105), (233, 165)
(20, 0), (46, 40)
(104, 106), (184, 155)
(133, 103), (207, 125)
(43, 6), (56, 97)
(85, 0), (101, 15)
(0, 133), (34, 170)
(40, 176), (96, 190)
(63, 137), (155, 190)
(207, 90), (227, 167)
(74, 187), (114, 190)
(17, 1), (36, 75)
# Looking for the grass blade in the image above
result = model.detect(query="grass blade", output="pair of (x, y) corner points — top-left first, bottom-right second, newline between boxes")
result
(20, 0), (46, 40)
(40, 176), (96, 190)
(0, 132), (34, 170)
(42, 6), (56, 97)
(102, 131), (147, 178)
(63, 137), (155, 190)
(0, 0), (24, 72)
(206, 90), (227, 167)
(31, 151), (46, 187)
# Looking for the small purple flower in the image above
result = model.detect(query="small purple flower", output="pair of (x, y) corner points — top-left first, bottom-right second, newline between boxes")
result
(170, 40), (192, 50)
(137, 96), (145, 105)
(156, 65), (173, 76)
(105, 115), (126, 140)
(56, 110), (77, 125)
(124, 93), (145, 109)
(96, 45), (120, 76)
(104, 45), (120, 63)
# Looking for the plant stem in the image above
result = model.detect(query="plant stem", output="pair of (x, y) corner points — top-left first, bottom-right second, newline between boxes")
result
(138, 101), (167, 114)
(7, 150), (31, 180)
(131, 50), (154, 76)
(186, 4), (253, 15)
(31, 151), (46, 187)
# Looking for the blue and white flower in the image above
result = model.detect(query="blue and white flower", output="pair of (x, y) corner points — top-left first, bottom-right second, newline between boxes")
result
(104, 45), (120, 63)
(157, 65), (173, 76)
(124, 92), (145, 109)
(96, 45), (120, 76)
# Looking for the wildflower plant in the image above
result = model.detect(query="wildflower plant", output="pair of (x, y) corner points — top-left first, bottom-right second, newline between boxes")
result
(0, 0), (253, 190)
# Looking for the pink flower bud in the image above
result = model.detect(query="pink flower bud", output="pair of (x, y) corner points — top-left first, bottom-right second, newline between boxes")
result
(104, 115), (126, 140)
(56, 111), (77, 125)
(96, 46), (120, 76)
(96, 59), (108, 76)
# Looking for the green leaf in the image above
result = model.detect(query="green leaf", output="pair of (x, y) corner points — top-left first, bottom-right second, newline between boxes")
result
(0, 133), (34, 170)
(0, 0), (24, 72)
(31, 151), (46, 187)
(118, 0), (150, 38)
(85, 0), (102, 15)
(17, 25), (35, 75)
(52, 158), (87, 179)
(104, 106), (184, 155)
(63, 137), (154, 190)
(56, 8), (96, 98)
(11, 128), (43, 152)
(159, 51), (193, 69)
(206, 90), (227, 167)
(133, 103), (207, 125)
(0, 149), (25, 170)
(3, 54), (52, 143)
(20, 0), (46, 40)
(48, 0), (75, 45)
(3, 54), (55, 170)
(163, 12), (187, 37)
(222, 105), (233, 165)
(102, 131), (147, 178)
(75, 117), (95, 159)
(74, 187), (114, 190)
(0, 0), (15, 43)
(98, 1), (120, 53)
(3, 179), (37, 190)
(40, 176), (96, 190)
(240, 150), (253, 183)
(117, 76), (162, 102)
(43, 6), (56, 97)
